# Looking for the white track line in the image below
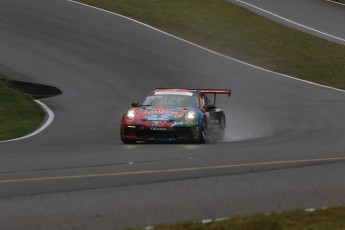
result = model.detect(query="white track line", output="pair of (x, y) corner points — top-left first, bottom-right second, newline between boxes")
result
(326, 0), (345, 6)
(0, 100), (54, 142)
(67, 0), (345, 93)
(232, 0), (345, 44)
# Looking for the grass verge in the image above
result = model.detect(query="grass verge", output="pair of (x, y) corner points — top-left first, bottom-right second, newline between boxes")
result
(77, 0), (345, 90)
(128, 206), (345, 230)
(0, 82), (45, 141)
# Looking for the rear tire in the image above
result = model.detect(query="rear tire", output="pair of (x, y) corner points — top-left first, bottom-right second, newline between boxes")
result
(218, 115), (226, 140)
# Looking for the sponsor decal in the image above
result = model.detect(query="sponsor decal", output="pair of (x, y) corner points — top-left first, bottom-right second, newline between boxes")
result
(145, 114), (173, 121)
(144, 110), (179, 115)
(154, 91), (193, 96)
(172, 121), (184, 126)
(150, 127), (167, 131)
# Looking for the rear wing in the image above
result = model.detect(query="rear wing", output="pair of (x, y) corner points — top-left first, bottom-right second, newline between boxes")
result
(190, 89), (231, 97)
(154, 88), (231, 106)
(190, 89), (231, 106)
(154, 88), (231, 96)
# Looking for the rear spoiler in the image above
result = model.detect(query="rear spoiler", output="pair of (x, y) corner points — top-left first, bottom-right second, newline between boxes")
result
(154, 88), (231, 106)
(190, 89), (231, 97)
(190, 89), (231, 106)
(155, 88), (231, 96)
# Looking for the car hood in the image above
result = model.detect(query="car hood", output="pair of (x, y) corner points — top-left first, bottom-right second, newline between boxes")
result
(138, 106), (192, 121)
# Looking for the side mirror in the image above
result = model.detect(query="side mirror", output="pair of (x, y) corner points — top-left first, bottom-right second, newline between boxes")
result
(205, 104), (216, 111)
(131, 102), (139, 107)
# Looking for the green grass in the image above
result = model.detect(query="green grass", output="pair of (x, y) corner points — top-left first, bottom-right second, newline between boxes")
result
(128, 206), (345, 230)
(77, 0), (345, 90)
(0, 82), (45, 141)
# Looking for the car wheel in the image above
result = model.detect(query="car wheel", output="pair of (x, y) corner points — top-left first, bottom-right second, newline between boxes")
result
(121, 138), (136, 144)
(198, 118), (208, 143)
(218, 115), (226, 140)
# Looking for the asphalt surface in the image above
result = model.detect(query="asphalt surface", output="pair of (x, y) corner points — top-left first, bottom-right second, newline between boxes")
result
(0, 0), (345, 229)
(229, 0), (345, 45)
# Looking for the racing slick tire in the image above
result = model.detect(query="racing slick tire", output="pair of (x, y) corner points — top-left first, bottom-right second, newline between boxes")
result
(121, 138), (136, 144)
(217, 114), (226, 140)
(198, 118), (208, 143)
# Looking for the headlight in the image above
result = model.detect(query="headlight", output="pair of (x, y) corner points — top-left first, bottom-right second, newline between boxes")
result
(185, 111), (196, 121)
(126, 109), (136, 120)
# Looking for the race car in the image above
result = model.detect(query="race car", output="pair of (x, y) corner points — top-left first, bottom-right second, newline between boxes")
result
(120, 88), (231, 143)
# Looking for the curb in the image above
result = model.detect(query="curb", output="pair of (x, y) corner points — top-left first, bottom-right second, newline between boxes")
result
(0, 100), (54, 142)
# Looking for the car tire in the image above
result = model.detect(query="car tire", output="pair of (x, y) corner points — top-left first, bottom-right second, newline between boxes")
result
(121, 138), (136, 144)
(198, 118), (208, 143)
(218, 115), (226, 140)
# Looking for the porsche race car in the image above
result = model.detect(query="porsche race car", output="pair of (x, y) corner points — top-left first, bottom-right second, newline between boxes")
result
(120, 88), (231, 143)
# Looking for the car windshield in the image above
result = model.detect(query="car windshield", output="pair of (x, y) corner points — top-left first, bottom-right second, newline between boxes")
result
(142, 93), (199, 107)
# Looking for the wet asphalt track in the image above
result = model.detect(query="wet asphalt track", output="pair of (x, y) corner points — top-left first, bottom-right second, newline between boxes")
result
(0, 0), (345, 229)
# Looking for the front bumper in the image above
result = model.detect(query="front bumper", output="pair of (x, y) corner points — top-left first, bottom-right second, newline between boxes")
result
(123, 125), (199, 142)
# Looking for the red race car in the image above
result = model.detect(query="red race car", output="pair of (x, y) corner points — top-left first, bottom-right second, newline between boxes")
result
(120, 88), (231, 143)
